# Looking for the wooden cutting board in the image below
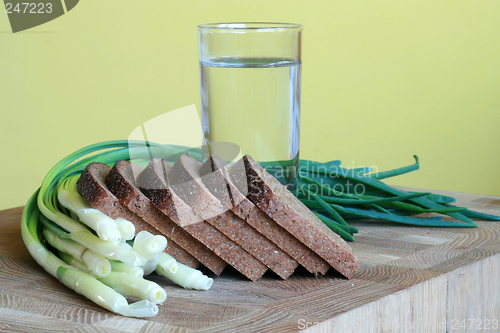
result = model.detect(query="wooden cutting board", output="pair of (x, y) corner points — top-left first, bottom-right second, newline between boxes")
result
(1, 187), (499, 333)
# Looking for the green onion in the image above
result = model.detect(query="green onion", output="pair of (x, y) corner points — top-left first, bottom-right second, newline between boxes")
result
(97, 271), (167, 305)
(43, 228), (111, 277)
(130, 231), (168, 275)
(156, 252), (178, 274)
(155, 253), (212, 291)
(301, 198), (477, 228)
(311, 193), (349, 226)
(132, 231), (168, 259)
(324, 160), (342, 166)
(443, 204), (500, 221)
(21, 141), (212, 317)
(114, 218), (136, 241)
(109, 260), (145, 278)
(312, 191), (431, 205)
(312, 212), (359, 234)
(313, 212), (356, 242)
(58, 251), (91, 274)
(421, 193), (457, 204)
(22, 190), (158, 317)
(294, 154), (500, 242)
(21, 190), (72, 278)
(367, 155), (419, 179)
(40, 213), (146, 267)
(57, 266), (159, 317)
(338, 168), (475, 224)
(296, 156), (500, 239)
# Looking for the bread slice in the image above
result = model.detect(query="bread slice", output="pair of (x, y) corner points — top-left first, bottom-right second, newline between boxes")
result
(76, 162), (200, 268)
(200, 155), (331, 276)
(104, 160), (227, 275)
(235, 155), (360, 279)
(138, 158), (268, 281)
(169, 154), (299, 279)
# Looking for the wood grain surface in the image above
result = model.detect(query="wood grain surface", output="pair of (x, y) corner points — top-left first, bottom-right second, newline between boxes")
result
(0, 188), (499, 333)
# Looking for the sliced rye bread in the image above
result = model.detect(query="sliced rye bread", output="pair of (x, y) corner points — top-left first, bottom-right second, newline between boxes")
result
(138, 158), (268, 281)
(169, 154), (299, 279)
(200, 155), (331, 276)
(76, 162), (200, 268)
(104, 160), (226, 275)
(236, 155), (360, 279)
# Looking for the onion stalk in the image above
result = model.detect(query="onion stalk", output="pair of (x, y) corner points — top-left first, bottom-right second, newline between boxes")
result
(58, 175), (135, 243)
(22, 190), (158, 317)
(57, 266), (159, 317)
(43, 228), (111, 277)
(58, 251), (91, 273)
(132, 231), (168, 259)
(40, 213), (146, 267)
(97, 271), (167, 305)
(21, 141), (207, 317)
(109, 260), (144, 278)
(155, 253), (213, 291)
(156, 252), (178, 274)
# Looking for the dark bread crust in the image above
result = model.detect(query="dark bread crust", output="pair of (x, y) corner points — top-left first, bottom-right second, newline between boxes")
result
(105, 160), (226, 275)
(208, 156), (331, 276)
(77, 162), (200, 268)
(139, 158), (268, 281)
(77, 163), (133, 219)
(172, 155), (299, 279)
(241, 155), (360, 279)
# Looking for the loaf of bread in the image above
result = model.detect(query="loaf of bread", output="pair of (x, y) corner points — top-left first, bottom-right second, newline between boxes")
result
(77, 153), (360, 281)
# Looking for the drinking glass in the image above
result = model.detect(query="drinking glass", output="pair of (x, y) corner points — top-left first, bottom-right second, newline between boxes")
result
(198, 22), (302, 190)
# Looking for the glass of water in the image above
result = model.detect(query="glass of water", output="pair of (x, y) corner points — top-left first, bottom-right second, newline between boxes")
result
(198, 22), (302, 190)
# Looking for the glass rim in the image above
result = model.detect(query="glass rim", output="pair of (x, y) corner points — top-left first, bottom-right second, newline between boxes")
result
(198, 22), (302, 30)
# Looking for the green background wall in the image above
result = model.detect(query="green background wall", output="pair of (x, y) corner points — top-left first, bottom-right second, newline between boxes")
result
(1, 0), (499, 210)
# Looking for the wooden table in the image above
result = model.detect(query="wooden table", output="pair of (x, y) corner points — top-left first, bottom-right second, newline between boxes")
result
(1, 188), (499, 332)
